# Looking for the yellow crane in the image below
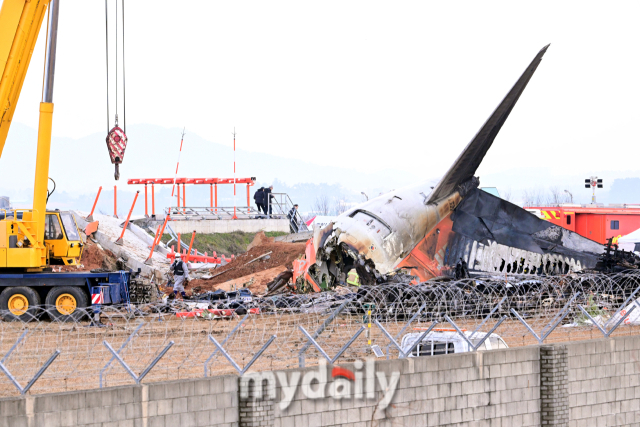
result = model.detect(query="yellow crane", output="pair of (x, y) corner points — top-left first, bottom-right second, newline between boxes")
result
(0, 0), (83, 272)
(0, 0), (150, 323)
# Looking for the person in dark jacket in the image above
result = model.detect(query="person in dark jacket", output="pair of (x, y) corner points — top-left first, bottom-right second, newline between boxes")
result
(287, 204), (299, 233)
(254, 187), (266, 215)
(169, 253), (189, 300)
(263, 186), (275, 217)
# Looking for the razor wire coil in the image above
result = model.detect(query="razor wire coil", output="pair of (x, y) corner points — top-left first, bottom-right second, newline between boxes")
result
(0, 270), (639, 397)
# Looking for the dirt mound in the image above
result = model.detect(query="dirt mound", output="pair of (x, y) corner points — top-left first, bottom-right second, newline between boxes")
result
(188, 234), (307, 295)
(59, 239), (118, 272)
(246, 231), (274, 251)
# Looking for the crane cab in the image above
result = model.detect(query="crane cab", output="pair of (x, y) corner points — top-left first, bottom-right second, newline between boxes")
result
(0, 209), (83, 270)
(44, 210), (83, 266)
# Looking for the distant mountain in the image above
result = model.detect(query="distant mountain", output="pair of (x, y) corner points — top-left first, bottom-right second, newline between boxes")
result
(2, 123), (639, 214)
(608, 178), (640, 205)
(0, 123), (419, 214)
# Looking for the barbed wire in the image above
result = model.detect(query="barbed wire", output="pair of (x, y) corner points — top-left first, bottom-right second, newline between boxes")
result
(1, 270), (640, 397)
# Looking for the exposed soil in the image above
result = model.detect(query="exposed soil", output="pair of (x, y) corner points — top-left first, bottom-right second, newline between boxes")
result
(188, 232), (306, 295)
(59, 239), (118, 272)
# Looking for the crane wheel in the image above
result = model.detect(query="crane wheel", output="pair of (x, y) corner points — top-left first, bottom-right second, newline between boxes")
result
(0, 287), (41, 322)
(45, 287), (88, 322)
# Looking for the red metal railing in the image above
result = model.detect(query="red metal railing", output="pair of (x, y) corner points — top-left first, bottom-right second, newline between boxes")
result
(128, 177), (256, 218)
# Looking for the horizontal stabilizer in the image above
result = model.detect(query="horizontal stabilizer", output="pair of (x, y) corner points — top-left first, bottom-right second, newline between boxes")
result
(427, 44), (550, 203)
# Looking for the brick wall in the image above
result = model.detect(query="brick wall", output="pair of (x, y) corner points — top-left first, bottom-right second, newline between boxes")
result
(273, 346), (541, 427)
(0, 375), (238, 427)
(540, 345), (569, 426)
(1, 335), (640, 427)
(567, 336), (640, 427)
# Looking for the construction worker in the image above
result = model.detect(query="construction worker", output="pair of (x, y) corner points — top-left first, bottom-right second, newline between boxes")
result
(287, 204), (299, 233)
(170, 253), (189, 299)
(254, 187), (266, 216)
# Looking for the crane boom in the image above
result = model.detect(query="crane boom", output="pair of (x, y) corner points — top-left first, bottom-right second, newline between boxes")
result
(0, 1), (149, 322)
(0, 0), (72, 271)
(0, 0), (50, 157)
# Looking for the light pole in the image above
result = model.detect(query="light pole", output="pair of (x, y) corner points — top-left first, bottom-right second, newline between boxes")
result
(564, 189), (573, 203)
(584, 177), (603, 204)
(361, 192), (368, 201)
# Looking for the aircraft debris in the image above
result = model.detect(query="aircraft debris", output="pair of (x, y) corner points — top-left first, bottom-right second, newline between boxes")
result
(300, 44), (640, 292)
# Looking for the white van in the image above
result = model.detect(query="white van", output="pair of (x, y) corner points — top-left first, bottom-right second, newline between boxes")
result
(400, 329), (508, 357)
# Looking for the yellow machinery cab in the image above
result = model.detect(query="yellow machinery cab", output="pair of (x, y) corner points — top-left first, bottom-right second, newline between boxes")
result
(0, 209), (83, 270)
(44, 210), (83, 266)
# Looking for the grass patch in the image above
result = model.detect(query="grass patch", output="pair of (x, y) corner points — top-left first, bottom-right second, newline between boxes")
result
(161, 231), (287, 256)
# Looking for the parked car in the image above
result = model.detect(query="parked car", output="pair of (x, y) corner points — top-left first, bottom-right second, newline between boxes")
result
(400, 329), (508, 357)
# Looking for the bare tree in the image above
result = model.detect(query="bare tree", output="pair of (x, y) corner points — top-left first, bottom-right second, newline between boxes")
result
(546, 187), (563, 205)
(313, 194), (331, 215)
(523, 187), (572, 207)
(546, 187), (572, 205)
(301, 212), (315, 223)
(332, 198), (349, 215)
(522, 188), (545, 207)
(521, 189), (534, 207)
(501, 188), (512, 202)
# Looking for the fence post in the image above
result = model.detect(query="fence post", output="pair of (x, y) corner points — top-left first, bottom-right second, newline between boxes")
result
(100, 322), (145, 387)
(299, 325), (366, 364)
(103, 340), (174, 385)
(385, 303), (426, 359)
(298, 299), (351, 367)
(374, 320), (439, 358)
(0, 331), (60, 395)
(205, 314), (250, 377)
(208, 335), (276, 375)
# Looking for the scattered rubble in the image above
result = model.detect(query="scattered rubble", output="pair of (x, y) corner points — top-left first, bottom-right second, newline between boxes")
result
(73, 211), (170, 271)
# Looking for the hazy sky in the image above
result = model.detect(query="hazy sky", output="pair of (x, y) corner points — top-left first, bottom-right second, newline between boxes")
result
(6, 1), (640, 187)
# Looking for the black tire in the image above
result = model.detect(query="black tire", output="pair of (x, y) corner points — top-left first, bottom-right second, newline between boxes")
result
(45, 286), (88, 322)
(0, 287), (41, 322)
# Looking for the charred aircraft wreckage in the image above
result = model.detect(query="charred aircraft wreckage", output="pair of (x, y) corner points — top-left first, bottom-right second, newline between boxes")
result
(306, 44), (640, 291)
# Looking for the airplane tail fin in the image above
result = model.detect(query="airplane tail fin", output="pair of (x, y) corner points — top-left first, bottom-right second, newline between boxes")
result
(427, 44), (550, 203)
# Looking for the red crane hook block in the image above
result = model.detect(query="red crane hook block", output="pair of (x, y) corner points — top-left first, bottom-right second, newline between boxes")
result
(106, 125), (128, 180)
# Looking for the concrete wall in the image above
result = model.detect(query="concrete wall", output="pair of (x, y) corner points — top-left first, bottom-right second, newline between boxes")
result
(567, 336), (640, 427)
(158, 219), (290, 234)
(0, 375), (238, 427)
(2, 335), (640, 427)
(270, 346), (541, 427)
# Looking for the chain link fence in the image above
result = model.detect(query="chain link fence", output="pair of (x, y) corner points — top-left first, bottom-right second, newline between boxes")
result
(1, 271), (640, 397)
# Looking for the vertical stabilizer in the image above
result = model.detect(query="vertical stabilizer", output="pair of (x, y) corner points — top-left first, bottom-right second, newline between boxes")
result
(427, 44), (550, 203)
